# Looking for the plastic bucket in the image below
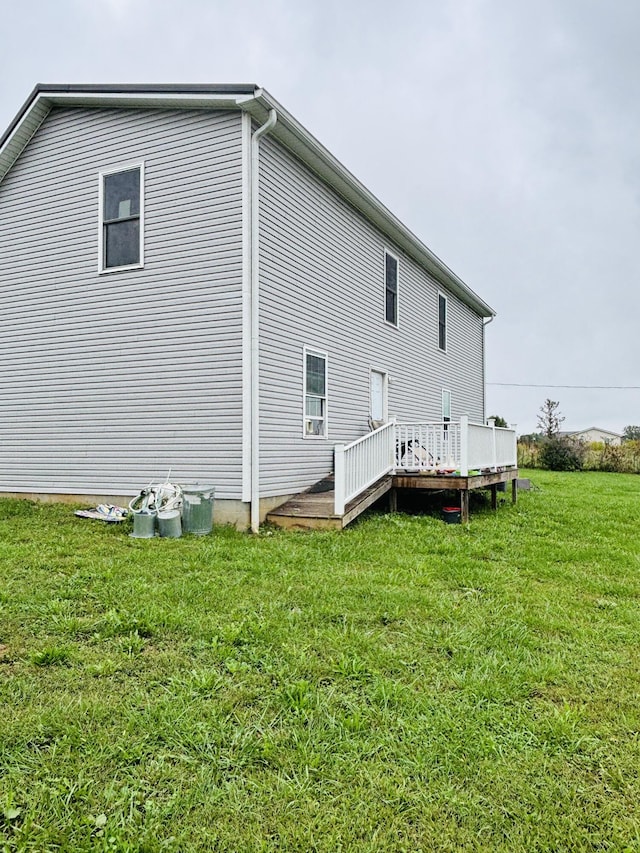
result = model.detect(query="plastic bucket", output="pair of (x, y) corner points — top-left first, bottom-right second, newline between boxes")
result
(157, 509), (182, 538)
(130, 511), (156, 538)
(181, 484), (215, 535)
(442, 506), (461, 524)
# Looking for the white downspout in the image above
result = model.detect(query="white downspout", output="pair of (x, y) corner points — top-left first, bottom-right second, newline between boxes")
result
(250, 108), (277, 533)
(482, 314), (495, 422)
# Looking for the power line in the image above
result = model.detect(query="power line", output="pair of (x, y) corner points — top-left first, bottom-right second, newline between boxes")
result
(488, 382), (640, 389)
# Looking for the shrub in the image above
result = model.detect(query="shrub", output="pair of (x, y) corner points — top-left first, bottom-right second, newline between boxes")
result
(520, 438), (640, 474)
(539, 436), (586, 472)
(596, 443), (626, 473)
(517, 442), (540, 468)
(621, 440), (640, 473)
(583, 440), (640, 474)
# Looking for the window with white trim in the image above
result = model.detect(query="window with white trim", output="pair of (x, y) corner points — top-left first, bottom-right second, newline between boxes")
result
(442, 388), (451, 424)
(385, 251), (398, 326)
(438, 292), (447, 351)
(304, 349), (328, 437)
(99, 164), (143, 271)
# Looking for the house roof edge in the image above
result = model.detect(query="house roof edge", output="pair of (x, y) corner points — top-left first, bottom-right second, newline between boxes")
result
(247, 89), (495, 318)
(0, 83), (495, 318)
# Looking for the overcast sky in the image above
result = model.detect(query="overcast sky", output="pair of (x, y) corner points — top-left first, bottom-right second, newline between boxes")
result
(1, 0), (638, 434)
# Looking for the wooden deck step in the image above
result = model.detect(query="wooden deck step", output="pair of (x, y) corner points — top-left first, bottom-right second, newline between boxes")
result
(266, 475), (392, 531)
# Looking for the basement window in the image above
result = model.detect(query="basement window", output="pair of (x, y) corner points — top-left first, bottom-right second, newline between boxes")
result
(99, 164), (144, 271)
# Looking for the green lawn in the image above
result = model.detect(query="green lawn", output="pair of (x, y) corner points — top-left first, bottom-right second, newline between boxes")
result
(1, 471), (639, 852)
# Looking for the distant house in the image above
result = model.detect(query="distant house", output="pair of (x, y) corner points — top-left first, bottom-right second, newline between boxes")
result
(561, 428), (623, 446)
(0, 83), (515, 530)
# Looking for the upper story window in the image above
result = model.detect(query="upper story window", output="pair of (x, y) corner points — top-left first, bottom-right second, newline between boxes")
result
(99, 164), (144, 272)
(303, 348), (328, 438)
(438, 292), (447, 351)
(385, 251), (398, 326)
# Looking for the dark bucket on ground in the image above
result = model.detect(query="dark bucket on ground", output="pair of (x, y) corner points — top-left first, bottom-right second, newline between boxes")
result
(442, 506), (461, 524)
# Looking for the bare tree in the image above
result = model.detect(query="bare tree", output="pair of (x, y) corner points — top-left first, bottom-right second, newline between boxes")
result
(537, 399), (565, 438)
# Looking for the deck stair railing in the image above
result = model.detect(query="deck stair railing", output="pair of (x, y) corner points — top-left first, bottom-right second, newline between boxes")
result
(334, 421), (395, 516)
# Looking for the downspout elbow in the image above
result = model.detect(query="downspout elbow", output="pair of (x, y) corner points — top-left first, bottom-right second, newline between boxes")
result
(252, 108), (277, 147)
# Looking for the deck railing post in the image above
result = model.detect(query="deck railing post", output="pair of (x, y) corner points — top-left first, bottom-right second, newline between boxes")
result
(460, 414), (469, 476)
(488, 417), (497, 471)
(388, 418), (396, 469)
(334, 444), (346, 516)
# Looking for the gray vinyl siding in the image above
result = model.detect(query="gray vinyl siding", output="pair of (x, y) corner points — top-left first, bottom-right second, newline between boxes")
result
(0, 107), (244, 498)
(258, 136), (484, 497)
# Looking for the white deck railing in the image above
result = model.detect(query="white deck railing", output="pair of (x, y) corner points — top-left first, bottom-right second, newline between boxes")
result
(334, 416), (517, 515)
(395, 421), (461, 471)
(334, 421), (395, 515)
(494, 422), (518, 468)
(395, 415), (517, 476)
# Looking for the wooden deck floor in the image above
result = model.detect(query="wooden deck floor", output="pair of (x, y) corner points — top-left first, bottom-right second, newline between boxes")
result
(266, 476), (393, 530)
(392, 468), (519, 522)
(267, 469), (518, 530)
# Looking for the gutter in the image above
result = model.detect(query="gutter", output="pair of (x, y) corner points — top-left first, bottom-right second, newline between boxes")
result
(249, 108), (278, 534)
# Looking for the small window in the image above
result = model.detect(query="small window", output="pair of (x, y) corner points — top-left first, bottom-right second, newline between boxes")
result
(385, 251), (398, 326)
(304, 349), (328, 437)
(438, 293), (447, 351)
(99, 164), (143, 271)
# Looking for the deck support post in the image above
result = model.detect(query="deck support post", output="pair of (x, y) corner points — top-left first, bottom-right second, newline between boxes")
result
(389, 488), (397, 512)
(490, 484), (497, 510)
(460, 489), (470, 523)
(512, 478), (518, 505)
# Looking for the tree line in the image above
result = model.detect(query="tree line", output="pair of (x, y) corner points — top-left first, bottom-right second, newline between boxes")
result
(517, 400), (640, 473)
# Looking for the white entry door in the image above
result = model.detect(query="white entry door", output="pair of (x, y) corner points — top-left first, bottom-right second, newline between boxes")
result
(370, 370), (388, 423)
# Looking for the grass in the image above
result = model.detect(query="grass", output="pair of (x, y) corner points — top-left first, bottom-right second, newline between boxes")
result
(1, 470), (639, 851)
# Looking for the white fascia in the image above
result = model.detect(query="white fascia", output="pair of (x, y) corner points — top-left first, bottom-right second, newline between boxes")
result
(0, 89), (247, 187)
(0, 94), (51, 184)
